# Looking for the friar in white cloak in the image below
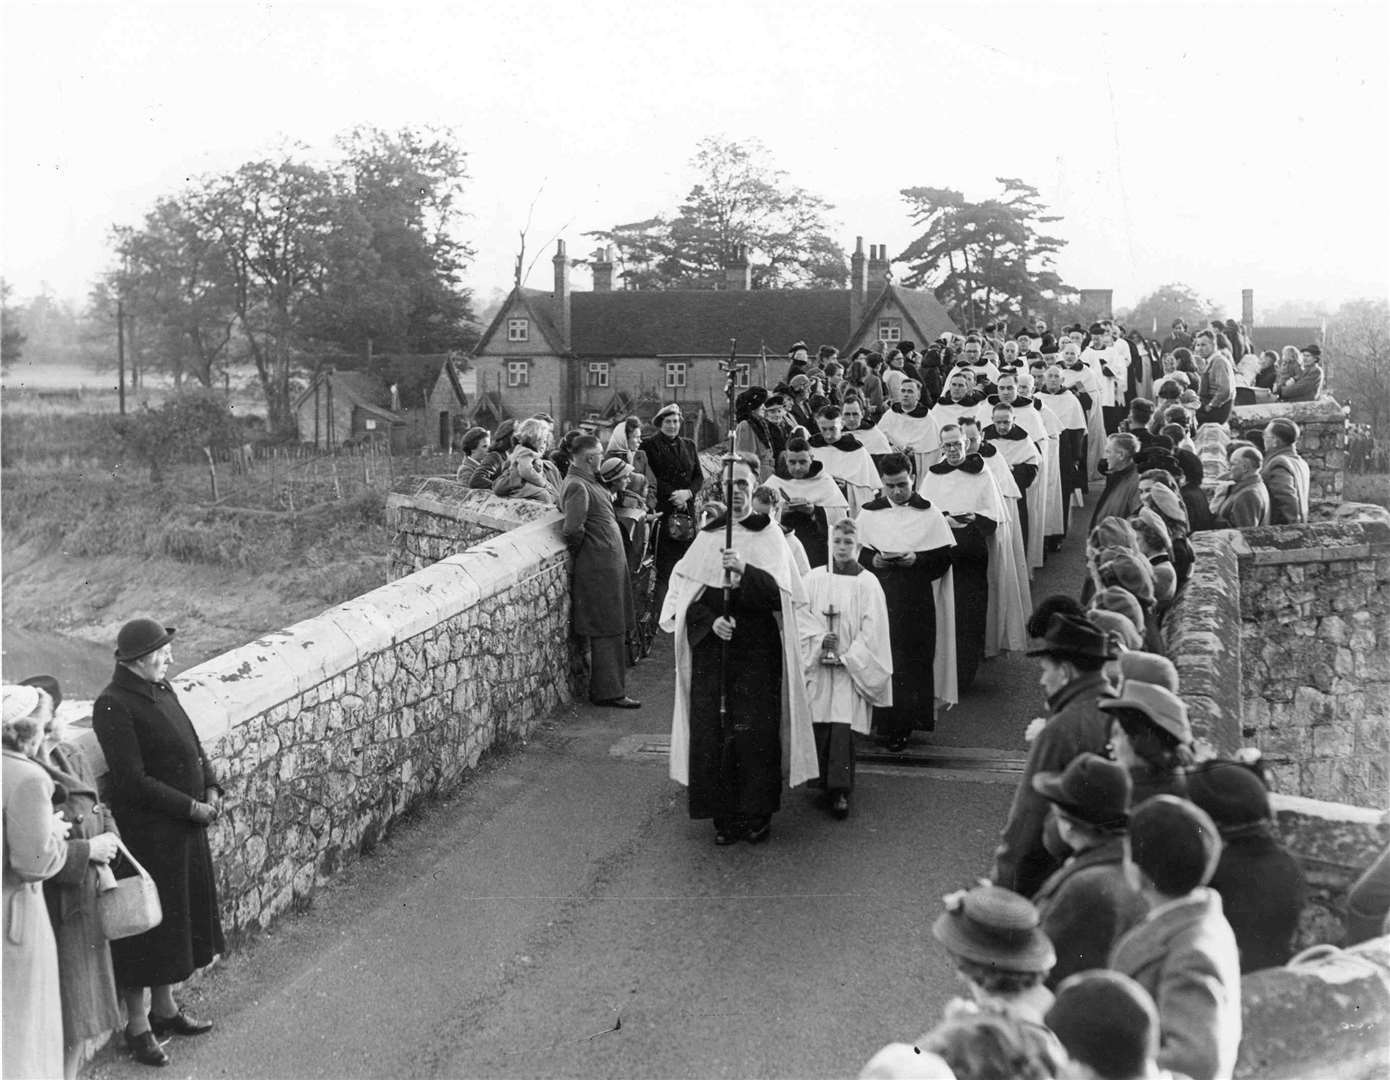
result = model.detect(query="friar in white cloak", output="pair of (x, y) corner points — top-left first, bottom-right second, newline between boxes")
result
(959, 418), (1032, 658)
(1058, 339), (1107, 487)
(764, 436), (848, 568)
(801, 518), (892, 819)
(840, 395), (893, 462)
(857, 452), (957, 751)
(1016, 371), (1067, 551)
(932, 369), (989, 430)
(1081, 321), (1131, 435)
(877, 379), (941, 483)
(1037, 364), (1089, 534)
(984, 402), (1044, 572)
(661, 457), (820, 846)
(808, 404), (881, 516)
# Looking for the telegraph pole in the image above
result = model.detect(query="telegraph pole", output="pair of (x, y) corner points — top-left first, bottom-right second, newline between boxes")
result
(117, 297), (126, 415)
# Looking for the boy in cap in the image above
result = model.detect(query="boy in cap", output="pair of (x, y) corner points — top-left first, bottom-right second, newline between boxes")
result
(1031, 754), (1147, 988)
(1046, 970), (1187, 1080)
(992, 614), (1116, 898)
(1110, 796), (1241, 1080)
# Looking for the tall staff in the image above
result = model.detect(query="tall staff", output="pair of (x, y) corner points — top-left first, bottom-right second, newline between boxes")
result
(718, 338), (739, 730)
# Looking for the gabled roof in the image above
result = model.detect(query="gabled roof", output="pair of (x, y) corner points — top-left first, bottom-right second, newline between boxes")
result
(292, 368), (393, 412)
(1252, 326), (1324, 353)
(568, 289), (852, 357)
(475, 288), (567, 354)
(854, 284), (958, 347)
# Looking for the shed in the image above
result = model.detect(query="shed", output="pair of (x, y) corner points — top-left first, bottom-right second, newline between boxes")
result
(293, 369), (407, 451)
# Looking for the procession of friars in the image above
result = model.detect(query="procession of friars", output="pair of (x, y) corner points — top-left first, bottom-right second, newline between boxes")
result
(657, 339), (1066, 844)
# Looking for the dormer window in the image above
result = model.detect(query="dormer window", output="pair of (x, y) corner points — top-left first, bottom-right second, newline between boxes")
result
(878, 318), (902, 343)
(507, 318), (529, 342)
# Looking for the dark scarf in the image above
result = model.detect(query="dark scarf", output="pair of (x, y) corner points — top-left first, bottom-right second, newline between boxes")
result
(983, 424), (1028, 442)
(928, 454), (985, 475)
(890, 402), (932, 419)
(808, 432), (864, 451)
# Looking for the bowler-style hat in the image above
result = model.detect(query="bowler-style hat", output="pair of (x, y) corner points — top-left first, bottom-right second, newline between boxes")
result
(1026, 613), (1116, 662)
(1032, 753), (1132, 831)
(1185, 759), (1272, 834)
(932, 885), (1055, 974)
(1100, 680), (1192, 744)
(115, 618), (176, 662)
(652, 403), (683, 424)
(18, 675), (62, 710)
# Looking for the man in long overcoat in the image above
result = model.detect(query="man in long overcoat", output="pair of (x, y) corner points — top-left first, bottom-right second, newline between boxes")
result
(562, 435), (638, 708)
(93, 618), (224, 1067)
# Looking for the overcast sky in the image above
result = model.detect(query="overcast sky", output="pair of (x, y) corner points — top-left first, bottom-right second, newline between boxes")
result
(3, 0), (1387, 317)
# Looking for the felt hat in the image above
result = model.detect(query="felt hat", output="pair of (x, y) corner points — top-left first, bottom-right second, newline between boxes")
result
(1026, 613), (1116, 662)
(787, 340), (809, 356)
(1118, 651), (1178, 692)
(1185, 760), (1272, 833)
(1032, 752), (1132, 830)
(1136, 447), (1183, 479)
(18, 675), (62, 710)
(1129, 794), (1221, 891)
(1088, 609), (1142, 652)
(1302, 344), (1322, 359)
(1135, 507), (1173, 551)
(1046, 971), (1159, 1078)
(737, 386), (770, 414)
(1144, 484), (1189, 532)
(114, 618), (176, 662)
(598, 456), (633, 486)
(1091, 587), (1147, 636)
(932, 885), (1055, 974)
(1100, 680), (1191, 744)
(1, 684), (42, 728)
(1097, 552), (1156, 606)
(652, 403), (683, 424)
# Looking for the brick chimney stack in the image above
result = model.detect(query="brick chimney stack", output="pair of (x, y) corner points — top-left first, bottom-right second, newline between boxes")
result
(724, 244), (751, 291)
(850, 236), (868, 326)
(866, 243), (889, 295)
(592, 245), (615, 293)
(552, 239), (571, 348)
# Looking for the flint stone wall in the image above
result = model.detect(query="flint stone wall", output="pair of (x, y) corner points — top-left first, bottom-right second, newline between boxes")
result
(74, 516), (578, 937)
(1235, 520), (1390, 808)
(387, 479), (562, 579)
(1229, 395), (1347, 510)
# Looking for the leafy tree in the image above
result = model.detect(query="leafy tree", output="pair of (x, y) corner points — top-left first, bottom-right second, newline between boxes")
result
(586, 136), (846, 290)
(1327, 298), (1390, 437)
(896, 178), (1074, 330)
(117, 388), (245, 482)
(0, 279), (24, 370)
(312, 125), (477, 355)
(1121, 283), (1225, 338)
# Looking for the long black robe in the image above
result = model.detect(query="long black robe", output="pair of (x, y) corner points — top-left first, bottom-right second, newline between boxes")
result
(858, 495), (954, 737)
(950, 514), (996, 690)
(684, 563), (784, 825)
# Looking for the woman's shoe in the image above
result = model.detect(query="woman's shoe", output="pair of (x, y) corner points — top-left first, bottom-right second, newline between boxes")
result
(150, 1009), (214, 1037)
(124, 1030), (170, 1067)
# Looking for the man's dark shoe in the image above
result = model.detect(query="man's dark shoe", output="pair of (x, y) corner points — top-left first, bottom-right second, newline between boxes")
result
(831, 793), (850, 819)
(884, 734), (910, 752)
(150, 1010), (214, 1037)
(124, 1030), (170, 1067)
(714, 829), (741, 845)
(594, 696), (642, 709)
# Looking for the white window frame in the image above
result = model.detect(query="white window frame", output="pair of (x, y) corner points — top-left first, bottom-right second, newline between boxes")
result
(878, 317), (902, 343)
(506, 359), (530, 388)
(507, 318), (529, 342)
(587, 361), (610, 388)
(665, 361), (688, 389)
(734, 363), (751, 388)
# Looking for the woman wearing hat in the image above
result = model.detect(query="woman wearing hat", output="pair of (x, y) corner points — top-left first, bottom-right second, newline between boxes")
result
(928, 885), (1064, 1074)
(733, 386), (777, 481)
(3, 683), (72, 1080)
(1100, 680), (1193, 807)
(467, 418), (515, 490)
(644, 404), (704, 617)
(93, 619), (225, 1068)
(23, 676), (124, 1079)
(1185, 760), (1305, 973)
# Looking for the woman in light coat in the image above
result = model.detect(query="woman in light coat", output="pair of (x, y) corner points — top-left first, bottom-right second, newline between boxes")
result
(3, 683), (72, 1080)
(26, 676), (123, 1078)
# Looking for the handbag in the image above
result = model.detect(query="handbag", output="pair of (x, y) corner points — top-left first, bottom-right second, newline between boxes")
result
(95, 838), (163, 941)
(665, 508), (696, 542)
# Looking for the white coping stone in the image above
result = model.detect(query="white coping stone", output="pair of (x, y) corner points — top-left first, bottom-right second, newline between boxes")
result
(357, 568), (455, 642)
(419, 558), (485, 617)
(323, 600), (401, 660)
(1272, 791), (1388, 826)
(263, 618), (362, 687)
(176, 641), (301, 735)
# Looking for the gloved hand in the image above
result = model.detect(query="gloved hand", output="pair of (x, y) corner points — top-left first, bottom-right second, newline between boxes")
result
(188, 801), (218, 826)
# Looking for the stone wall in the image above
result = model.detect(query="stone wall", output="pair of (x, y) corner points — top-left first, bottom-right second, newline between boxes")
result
(1229, 395), (1347, 510)
(1235, 520), (1390, 807)
(75, 517), (578, 937)
(387, 479), (562, 579)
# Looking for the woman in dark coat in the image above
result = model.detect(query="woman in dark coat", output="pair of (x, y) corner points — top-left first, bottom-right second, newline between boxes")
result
(24, 676), (124, 1079)
(468, 418), (515, 490)
(643, 403), (704, 616)
(93, 619), (224, 1068)
(1186, 760), (1306, 972)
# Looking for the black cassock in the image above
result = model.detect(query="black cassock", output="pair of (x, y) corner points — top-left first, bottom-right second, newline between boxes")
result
(780, 503), (830, 567)
(859, 497), (954, 738)
(684, 564), (784, 828)
(951, 514), (997, 690)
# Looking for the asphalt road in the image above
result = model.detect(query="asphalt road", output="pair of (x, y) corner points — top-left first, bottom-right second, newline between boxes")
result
(89, 500), (1092, 1080)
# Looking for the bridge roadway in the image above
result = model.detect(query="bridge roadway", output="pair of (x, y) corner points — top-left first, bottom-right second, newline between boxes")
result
(90, 498), (1094, 1080)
